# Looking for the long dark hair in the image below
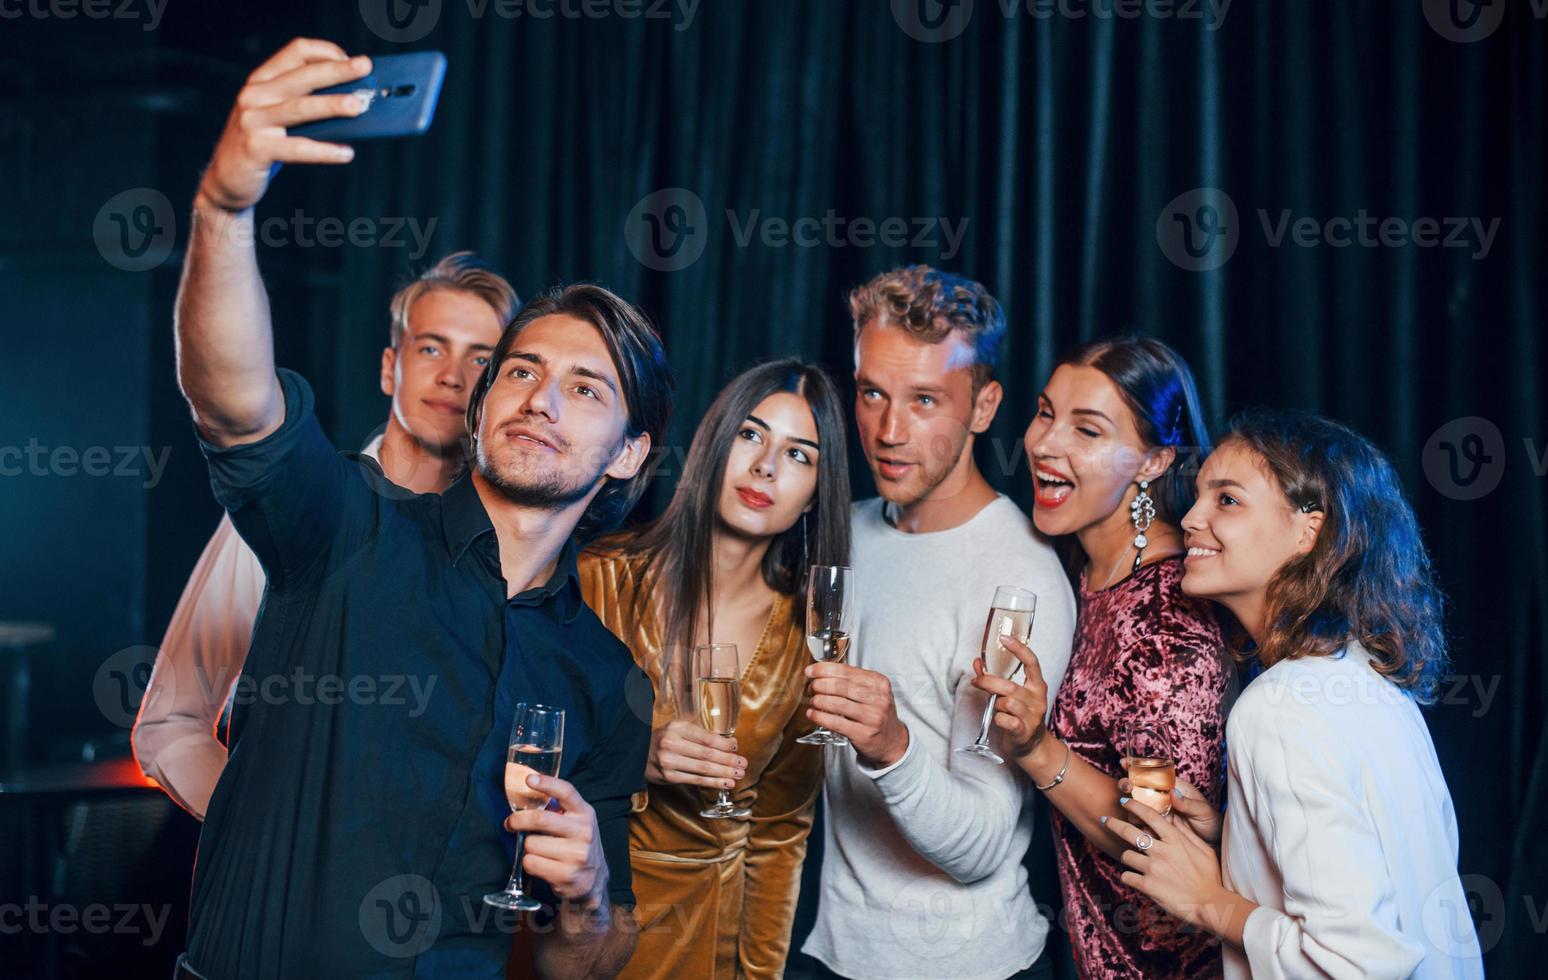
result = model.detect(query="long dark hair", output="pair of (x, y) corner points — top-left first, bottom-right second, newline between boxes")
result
(466, 282), (675, 543)
(1058, 336), (1212, 525)
(1220, 409), (1448, 703)
(603, 359), (851, 655)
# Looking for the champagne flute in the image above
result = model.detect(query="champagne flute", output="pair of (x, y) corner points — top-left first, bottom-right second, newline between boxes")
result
(1123, 724), (1176, 816)
(797, 564), (854, 746)
(957, 586), (1037, 764)
(484, 703), (565, 911)
(696, 643), (751, 819)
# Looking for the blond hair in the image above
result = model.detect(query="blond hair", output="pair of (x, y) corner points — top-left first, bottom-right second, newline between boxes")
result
(848, 265), (1006, 391)
(388, 251), (520, 347)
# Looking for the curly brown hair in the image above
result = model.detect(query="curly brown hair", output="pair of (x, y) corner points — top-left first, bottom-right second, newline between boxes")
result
(848, 265), (1005, 392)
(1221, 409), (1448, 703)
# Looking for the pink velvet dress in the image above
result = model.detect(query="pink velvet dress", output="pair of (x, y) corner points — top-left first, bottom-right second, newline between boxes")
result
(1046, 555), (1234, 979)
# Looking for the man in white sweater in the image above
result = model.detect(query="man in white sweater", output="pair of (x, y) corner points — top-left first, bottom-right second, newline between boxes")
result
(131, 252), (517, 818)
(802, 266), (1076, 980)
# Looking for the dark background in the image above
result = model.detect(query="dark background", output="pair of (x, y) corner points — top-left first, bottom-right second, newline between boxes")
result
(1, 0), (1544, 976)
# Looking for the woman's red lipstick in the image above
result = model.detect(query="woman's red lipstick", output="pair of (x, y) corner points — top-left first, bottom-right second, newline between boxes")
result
(736, 487), (774, 510)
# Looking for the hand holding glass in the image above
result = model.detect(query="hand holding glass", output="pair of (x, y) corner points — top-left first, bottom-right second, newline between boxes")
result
(957, 586), (1037, 764)
(696, 642), (751, 819)
(798, 564), (854, 746)
(484, 703), (564, 911)
(1123, 723), (1175, 816)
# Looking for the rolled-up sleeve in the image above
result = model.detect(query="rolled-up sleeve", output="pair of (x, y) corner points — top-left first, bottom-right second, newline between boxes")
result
(132, 514), (265, 819)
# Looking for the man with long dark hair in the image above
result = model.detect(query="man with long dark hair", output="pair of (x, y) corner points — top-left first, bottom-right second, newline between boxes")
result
(801, 266), (1078, 979)
(169, 38), (672, 980)
(134, 250), (516, 821)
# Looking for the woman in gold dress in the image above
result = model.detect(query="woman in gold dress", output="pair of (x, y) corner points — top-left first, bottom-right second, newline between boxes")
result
(579, 358), (851, 979)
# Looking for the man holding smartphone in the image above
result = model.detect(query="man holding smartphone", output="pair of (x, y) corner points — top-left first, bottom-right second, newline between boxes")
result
(171, 38), (673, 980)
(133, 249), (516, 821)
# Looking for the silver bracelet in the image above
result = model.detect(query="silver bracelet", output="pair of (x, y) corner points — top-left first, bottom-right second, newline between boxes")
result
(1034, 740), (1071, 791)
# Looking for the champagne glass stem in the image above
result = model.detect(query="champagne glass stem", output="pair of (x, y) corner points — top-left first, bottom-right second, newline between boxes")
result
(974, 694), (998, 747)
(507, 831), (529, 897)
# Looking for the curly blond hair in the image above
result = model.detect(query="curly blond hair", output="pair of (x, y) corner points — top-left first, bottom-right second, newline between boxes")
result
(848, 264), (1006, 391)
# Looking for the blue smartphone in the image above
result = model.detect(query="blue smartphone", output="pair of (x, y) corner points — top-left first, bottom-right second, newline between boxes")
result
(292, 51), (447, 141)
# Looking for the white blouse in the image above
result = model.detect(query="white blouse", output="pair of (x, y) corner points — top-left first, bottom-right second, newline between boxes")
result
(1221, 643), (1483, 979)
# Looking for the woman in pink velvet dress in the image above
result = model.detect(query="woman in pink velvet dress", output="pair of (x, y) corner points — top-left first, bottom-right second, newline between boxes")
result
(972, 337), (1234, 979)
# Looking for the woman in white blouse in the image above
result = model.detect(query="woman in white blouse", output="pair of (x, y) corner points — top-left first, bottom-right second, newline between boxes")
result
(1101, 409), (1483, 979)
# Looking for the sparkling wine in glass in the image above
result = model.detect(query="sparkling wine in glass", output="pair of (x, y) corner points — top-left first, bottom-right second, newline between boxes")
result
(697, 643), (751, 819)
(957, 586), (1037, 764)
(797, 564), (854, 746)
(484, 703), (564, 911)
(1124, 723), (1176, 816)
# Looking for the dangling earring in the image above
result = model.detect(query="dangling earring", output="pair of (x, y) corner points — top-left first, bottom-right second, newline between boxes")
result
(1130, 479), (1155, 572)
(799, 510), (810, 581)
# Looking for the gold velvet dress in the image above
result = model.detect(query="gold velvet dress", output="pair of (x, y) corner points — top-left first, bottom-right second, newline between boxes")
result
(578, 546), (822, 980)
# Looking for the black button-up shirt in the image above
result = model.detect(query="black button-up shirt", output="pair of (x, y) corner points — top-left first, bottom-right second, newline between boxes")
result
(185, 370), (650, 979)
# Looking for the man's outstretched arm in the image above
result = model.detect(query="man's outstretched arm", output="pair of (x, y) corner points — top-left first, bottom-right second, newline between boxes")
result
(176, 37), (369, 447)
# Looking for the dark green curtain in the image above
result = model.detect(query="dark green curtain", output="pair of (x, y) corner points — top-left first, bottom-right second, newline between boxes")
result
(140, 0), (1543, 970)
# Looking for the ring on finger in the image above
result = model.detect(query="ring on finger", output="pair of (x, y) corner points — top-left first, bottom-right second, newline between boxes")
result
(1135, 832), (1154, 851)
